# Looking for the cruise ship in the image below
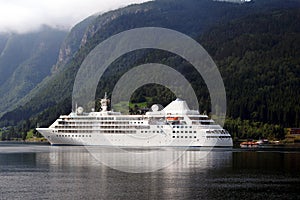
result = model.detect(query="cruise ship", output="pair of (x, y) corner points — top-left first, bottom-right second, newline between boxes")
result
(37, 94), (233, 147)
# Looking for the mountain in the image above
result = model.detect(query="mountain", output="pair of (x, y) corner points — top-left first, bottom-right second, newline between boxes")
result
(199, 8), (300, 130)
(54, 15), (97, 72)
(1, 0), (300, 135)
(0, 27), (67, 116)
(0, 34), (9, 54)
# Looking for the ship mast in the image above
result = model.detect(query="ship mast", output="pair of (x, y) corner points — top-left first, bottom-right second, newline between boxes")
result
(100, 92), (110, 112)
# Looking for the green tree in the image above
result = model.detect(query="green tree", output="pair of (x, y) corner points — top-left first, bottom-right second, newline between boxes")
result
(22, 131), (27, 141)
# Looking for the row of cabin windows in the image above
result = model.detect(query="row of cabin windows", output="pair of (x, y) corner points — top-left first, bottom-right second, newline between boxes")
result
(56, 126), (93, 129)
(173, 130), (197, 134)
(116, 117), (144, 120)
(57, 134), (91, 138)
(190, 117), (208, 120)
(206, 130), (227, 134)
(206, 136), (231, 138)
(62, 117), (98, 120)
(56, 125), (137, 129)
(99, 126), (137, 129)
(141, 130), (163, 133)
(135, 126), (150, 129)
(59, 121), (130, 125)
(102, 130), (136, 134)
(69, 117), (114, 120)
(57, 130), (92, 133)
(172, 136), (197, 139)
(199, 121), (215, 125)
(131, 121), (144, 124)
(101, 121), (129, 124)
(172, 126), (193, 129)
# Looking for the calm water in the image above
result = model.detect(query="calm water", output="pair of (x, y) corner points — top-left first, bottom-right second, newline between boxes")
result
(0, 144), (299, 200)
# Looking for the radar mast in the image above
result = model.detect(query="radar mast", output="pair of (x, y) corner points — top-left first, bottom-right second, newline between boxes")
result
(100, 92), (110, 112)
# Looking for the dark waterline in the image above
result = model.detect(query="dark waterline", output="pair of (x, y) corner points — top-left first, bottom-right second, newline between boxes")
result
(0, 144), (299, 200)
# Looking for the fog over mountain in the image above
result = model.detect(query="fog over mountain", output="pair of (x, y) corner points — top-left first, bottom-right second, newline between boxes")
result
(0, 0), (150, 33)
(0, 26), (67, 116)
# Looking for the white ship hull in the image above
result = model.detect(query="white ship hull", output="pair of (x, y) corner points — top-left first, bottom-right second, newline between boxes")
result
(37, 128), (233, 147)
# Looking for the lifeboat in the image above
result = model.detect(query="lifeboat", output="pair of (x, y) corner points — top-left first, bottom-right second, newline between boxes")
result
(166, 117), (179, 121)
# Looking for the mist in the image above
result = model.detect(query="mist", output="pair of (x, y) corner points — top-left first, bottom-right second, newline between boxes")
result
(0, 0), (150, 33)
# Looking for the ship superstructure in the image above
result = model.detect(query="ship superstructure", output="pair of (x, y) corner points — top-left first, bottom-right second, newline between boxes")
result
(37, 95), (233, 147)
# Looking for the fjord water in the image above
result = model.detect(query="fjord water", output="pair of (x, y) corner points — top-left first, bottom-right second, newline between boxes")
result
(0, 144), (299, 200)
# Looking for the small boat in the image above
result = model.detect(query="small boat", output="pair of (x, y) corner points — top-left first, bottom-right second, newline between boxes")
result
(240, 141), (258, 148)
(257, 139), (269, 145)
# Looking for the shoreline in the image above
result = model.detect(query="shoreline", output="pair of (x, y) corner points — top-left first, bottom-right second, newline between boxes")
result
(0, 141), (50, 145)
(1, 141), (300, 149)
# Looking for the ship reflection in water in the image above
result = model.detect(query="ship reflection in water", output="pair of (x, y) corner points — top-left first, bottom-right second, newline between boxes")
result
(84, 146), (225, 173)
(0, 145), (299, 199)
(40, 146), (231, 173)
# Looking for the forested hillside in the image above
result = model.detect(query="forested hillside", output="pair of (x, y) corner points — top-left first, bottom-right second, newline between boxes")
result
(201, 9), (300, 128)
(201, 8), (300, 138)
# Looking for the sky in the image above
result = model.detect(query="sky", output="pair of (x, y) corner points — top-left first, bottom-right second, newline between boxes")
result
(0, 0), (150, 33)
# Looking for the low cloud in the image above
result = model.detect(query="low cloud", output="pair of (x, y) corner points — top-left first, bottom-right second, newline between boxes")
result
(0, 0), (150, 33)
